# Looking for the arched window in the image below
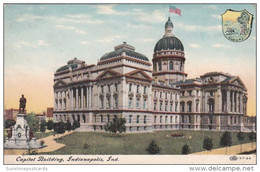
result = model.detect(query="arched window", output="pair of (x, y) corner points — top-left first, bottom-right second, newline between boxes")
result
(143, 99), (147, 110)
(128, 97), (132, 108)
(100, 97), (104, 109)
(180, 101), (185, 112)
(114, 96), (118, 108)
(187, 101), (192, 112)
(158, 61), (162, 71)
(208, 98), (215, 112)
(136, 98), (140, 108)
(169, 61), (174, 70)
(107, 96), (111, 108)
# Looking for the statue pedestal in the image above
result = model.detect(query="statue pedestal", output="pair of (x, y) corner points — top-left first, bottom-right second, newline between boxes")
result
(4, 113), (43, 149)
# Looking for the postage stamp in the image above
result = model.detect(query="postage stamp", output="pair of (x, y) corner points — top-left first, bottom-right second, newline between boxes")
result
(2, 3), (256, 166)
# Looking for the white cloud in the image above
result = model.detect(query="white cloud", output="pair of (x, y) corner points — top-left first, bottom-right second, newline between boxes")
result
(16, 14), (103, 24)
(206, 5), (218, 10)
(14, 40), (50, 48)
(126, 23), (150, 29)
(175, 22), (222, 32)
(96, 5), (129, 15)
(212, 44), (231, 48)
(80, 41), (90, 45)
(38, 40), (50, 46)
(55, 24), (86, 34)
(136, 38), (155, 42)
(189, 43), (200, 48)
(96, 35), (125, 43)
(132, 9), (166, 23)
(211, 14), (221, 19)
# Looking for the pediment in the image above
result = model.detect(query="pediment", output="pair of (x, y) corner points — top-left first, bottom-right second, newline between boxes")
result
(96, 69), (121, 80)
(230, 77), (246, 88)
(125, 70), (152, 81)
(53, 80), (67, 88)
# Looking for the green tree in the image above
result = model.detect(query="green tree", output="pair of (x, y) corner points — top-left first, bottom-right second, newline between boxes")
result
(146, 140), (161, 154)
(40, 120), (46, 138)
(66, 120), (72, 132)
(219, 131), (232, 155)
(105, 117), (126, 136)
(46, 120), (54, 130)
(237, 131), (245, 152)
(26, 113), (39, 133)
(182, 144), (190, 155)
(73, 121), (80, 129)
(203, 137), (213, 151)
(53, 122), (66, 140)
(249, 131), (256, 148)
(4, 119), (16, 128)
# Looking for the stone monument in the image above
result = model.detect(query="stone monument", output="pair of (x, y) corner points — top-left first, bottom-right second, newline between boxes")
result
(4, 95), (43, 149)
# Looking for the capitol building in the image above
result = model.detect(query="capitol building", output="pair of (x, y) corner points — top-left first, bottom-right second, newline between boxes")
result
(53, 18), (255, 132)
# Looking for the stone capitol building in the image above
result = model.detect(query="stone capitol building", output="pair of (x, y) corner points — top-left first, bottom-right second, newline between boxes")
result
(53, 18), (255, 132)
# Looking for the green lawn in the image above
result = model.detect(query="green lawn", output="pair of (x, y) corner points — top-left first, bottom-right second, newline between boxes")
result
(43, 130), (253, 155)
(35, 130), (54, 139)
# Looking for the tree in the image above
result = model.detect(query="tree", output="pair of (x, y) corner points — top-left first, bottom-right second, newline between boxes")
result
(182, 144), (190, 155)
(105, 117), (126, 136)
(46, 120), (54, 130)
(220, 131), (232, 155)
(203, 137), (213, 151)
(5, 119), (16, 128)
(40, 120), (46, 138)
(26, 113), (39, 133)
(237, 131), (245, 152)
(53, 122), (66, 140)
(66, 120), (72, 132)
(249, 131), (256, 148)
(146, 140), (161, 154)
(73, 121), (80, 129)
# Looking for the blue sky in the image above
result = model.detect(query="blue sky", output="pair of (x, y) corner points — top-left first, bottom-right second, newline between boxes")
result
(4, 4), (256, 115)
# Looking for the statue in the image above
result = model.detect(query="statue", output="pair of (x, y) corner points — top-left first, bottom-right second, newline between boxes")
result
(19, 94), (26, 113)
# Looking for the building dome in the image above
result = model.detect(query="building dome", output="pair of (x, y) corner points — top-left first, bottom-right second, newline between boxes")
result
(100, 42), (149, 61)
(154, 36), (184, 52)
(154, 17), (184, 52)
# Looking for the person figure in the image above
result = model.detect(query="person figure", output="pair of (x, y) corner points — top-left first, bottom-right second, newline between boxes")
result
(19, 94), (27, 113)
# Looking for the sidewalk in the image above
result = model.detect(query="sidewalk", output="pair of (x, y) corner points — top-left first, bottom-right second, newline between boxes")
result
(192, 142), (256, 155)
(4, 131), (73, 155)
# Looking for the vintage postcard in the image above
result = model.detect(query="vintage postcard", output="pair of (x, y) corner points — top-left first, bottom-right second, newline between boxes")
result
(3, 3), (257, 166)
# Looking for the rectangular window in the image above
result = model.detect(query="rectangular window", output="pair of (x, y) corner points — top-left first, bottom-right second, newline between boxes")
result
(129, 115), (132, 123)
(144, 86), (147, 94)
(170, 93), (173, 100)
(137, 85), (140, 93)
(143, 99), (147, 110)
(170, 103), (173, 111)
(101, 85), (104, 93)
(188, 90), (192, 96)
(136, 99), (140, 108)
(165, 102), (168, 111)
(137, 115), (140, 123)
(154, 101), (157, 110)
(160, 92), (162, 98)
(128, 97), (132, 108)
(181, 91), (185, 96)
(175, 102), (178, 112)
(154, 91), (156, 97)
(165, 92), (168, 99)
(160, 102), (163, 111)
(115, 83), (118, 92)
(129, 84), (132, 92)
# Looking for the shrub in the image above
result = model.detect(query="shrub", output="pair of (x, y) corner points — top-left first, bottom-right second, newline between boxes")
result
(203, 137), (213, 151)
(146, 140), (161, 154)
(83, 143), (89, 149)
(182, 144), (190, 154)
(40, 140), (45, 147)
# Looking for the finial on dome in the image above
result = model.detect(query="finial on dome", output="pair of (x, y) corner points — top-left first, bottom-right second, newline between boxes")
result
(164, 17), (174, 37)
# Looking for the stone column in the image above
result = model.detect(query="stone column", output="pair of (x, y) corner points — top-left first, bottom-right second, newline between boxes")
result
(90, 86), (92, 109)
(76, 88), (79, 109)
(217, 88), (222, 113)
(70, 89), (73, 110)
(226, 90), (230, 112)
(62, 91), (65, 110)
(81, 87), (84, 109)
(204, 92), (208, 112)
(240, 92), (243, 113)
(58, 91), (61, 110)
(87, 86), (89, 108)
(54, 92), (57, 110)
(85, 86), (88, 109)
